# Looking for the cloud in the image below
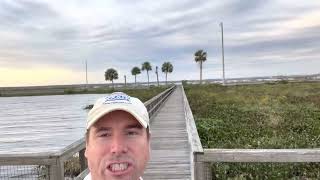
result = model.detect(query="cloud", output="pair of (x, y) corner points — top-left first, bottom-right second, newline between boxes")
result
(0, 0), (58, 25)
(0, 0), (319, 86)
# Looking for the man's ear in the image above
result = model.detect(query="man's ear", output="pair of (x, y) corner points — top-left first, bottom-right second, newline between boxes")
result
(85, 132), (89, 158)
(148, 132), (151, 147)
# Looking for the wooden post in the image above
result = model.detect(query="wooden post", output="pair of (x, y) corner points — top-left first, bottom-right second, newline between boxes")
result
(204, 162), (212, 180)
(49, 157), (64, 180)
(195, 161), (204, 180)
(195, 162), (212, 180)
(194, 153), (212, 180)
(49, 158), (64, 180)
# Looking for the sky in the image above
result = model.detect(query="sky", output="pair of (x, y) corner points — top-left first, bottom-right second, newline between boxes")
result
(0, 0), (319, 87)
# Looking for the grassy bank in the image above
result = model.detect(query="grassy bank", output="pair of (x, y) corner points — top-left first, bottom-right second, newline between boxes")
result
(120, 86), (169, 102)
(184, 81), (320, 179)
(82, 85), (169, 110)
(0, 85), (169, 99)
(64, 85), (169, 102)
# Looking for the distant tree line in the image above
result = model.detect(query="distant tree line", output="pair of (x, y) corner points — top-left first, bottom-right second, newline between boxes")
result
(104, 61), (174, 88)
(105, 49), (208, 87)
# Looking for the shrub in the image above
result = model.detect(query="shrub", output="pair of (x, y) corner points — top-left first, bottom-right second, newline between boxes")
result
(64, 88), (75, 94)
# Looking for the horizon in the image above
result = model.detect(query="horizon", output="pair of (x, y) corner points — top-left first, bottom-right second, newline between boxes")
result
(1, 72), (319, 88)
(0, 0), (319, 87)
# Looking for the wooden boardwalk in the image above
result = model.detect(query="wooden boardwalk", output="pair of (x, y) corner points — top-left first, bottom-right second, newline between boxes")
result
(143, 86), (192, 180)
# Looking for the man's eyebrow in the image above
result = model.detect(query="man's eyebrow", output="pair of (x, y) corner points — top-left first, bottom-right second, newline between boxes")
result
(95, 127), (111, 132)
(125, 124), (143, 129)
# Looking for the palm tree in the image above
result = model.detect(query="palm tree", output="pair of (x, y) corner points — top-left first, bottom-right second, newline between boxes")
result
(194, 50), (207, 84)
(162, 62), (173, 85)
(141, 61), (152, 86)
(131, 67), (141, 85)
(105, 68), (118, 88)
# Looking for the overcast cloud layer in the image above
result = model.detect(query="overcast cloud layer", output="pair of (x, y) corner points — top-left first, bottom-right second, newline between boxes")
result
(0, 0), (319, 86)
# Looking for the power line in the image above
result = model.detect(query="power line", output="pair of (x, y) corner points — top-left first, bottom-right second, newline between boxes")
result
(85, 60), (88, 88)
(220, 22), (226, 85)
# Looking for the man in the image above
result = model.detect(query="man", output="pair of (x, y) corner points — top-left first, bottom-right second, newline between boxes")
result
(84, 92), (151, 180)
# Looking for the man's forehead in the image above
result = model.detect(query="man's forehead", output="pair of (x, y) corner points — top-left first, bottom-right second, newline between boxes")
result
(92, 110), (143, 128)
(93, 120), (143, 129)
(93, 124), (143, 133)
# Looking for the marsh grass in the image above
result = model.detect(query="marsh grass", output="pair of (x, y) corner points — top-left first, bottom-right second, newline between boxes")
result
(184, 81), (320, 179)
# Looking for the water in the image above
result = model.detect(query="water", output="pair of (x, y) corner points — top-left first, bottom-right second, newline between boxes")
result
(0, 94), (108, 155)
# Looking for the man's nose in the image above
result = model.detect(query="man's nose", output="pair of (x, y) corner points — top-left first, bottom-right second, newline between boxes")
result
(110, 134), (128, 154)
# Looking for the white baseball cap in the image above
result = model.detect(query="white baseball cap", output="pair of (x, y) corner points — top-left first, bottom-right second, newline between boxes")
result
(87, 92), (149, 130)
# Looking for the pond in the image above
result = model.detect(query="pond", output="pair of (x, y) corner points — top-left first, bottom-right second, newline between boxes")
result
(0, 94), (107, 154)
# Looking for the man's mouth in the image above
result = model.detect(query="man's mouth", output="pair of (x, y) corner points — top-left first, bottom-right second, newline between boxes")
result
(108, 162), (130, 172)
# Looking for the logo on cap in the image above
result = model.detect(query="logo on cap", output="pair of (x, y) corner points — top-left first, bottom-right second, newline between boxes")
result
(104, 92), (131, 104)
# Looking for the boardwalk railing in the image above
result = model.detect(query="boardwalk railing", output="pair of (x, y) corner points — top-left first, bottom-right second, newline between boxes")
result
(0, 138), (87, 180)
(0, 85), (176, 180)
(181, 85), (320, 180)
(144, 85), (176, 120)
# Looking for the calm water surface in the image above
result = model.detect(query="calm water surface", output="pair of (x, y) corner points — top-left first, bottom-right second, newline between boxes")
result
(0, 94), (108, 154)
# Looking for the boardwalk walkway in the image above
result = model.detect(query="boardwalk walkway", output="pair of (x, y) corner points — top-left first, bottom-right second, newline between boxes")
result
(143, 86), (192, 180)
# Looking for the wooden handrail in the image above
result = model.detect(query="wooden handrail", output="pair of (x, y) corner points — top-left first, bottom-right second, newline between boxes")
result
(181, 85), (203, 153)
(0, 153), (58, 165)
(197, 148), (320, 163)
(181, 85), (205, 180)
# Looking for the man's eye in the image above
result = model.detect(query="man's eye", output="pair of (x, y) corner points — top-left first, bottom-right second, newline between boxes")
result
(127, 131), (138, 136)
(98, 132), (111, 137)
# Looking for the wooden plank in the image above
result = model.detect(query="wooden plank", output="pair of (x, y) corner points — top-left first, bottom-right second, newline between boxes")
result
(143, 86), (192, 180)
(49, 157), (64, 180)
(197, 148), (320, 162)
(57, 137), (85, 162)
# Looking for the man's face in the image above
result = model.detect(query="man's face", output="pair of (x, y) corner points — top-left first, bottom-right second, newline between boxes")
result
(85, 110), (150, 180)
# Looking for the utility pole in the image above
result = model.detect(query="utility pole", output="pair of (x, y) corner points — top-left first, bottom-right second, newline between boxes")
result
(85, 60), (88, 88)
(155, 66), (159, 86)
(220, 22), (226, 85)
(124, 75), (127, 87)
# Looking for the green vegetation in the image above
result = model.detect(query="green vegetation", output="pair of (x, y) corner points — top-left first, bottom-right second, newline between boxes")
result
(162, 62), (173, 85)
(64, 156), (81, 178)
(122, 86), (168, 102)
(131, 66), (141, 85)
(211, 162), (320, 179)
(141, 61), (152, 86)
(184, 81), (320, 179)
(83, 86), (169, 110)
(64, 87), (84, 94)
(105, 68), (119, 88)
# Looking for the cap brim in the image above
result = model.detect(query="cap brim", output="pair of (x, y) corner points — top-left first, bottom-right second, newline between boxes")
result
(87, 104), (148, 129)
